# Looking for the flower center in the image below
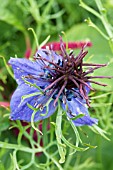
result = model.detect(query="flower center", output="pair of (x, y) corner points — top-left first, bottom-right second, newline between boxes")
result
(40, 49), (87, 106)
(34, 37), (112, 107)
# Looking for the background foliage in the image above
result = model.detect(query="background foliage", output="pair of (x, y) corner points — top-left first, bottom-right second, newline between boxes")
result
(0, 0), (113, 169)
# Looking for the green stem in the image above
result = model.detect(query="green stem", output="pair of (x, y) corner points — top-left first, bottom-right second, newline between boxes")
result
(31, 23), (42, 56)
(13, 150), (20, 170)
(43, 150), (63, 170)
(63, 148), (73, 169)
(55, 101), (66, 164)
(79, 0), (101, 19)
(80, 0), (113, 53)
(0, 55), (14, 79)
(42, 119), (48, 146)
(95, 0), (113, 38)
(0, 141), (39, 153)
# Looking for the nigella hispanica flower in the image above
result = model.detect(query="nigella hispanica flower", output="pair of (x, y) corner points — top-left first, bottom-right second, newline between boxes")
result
(9, 37), (112, 126)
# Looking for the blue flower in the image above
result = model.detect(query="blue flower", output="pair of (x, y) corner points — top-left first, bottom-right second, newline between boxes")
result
(9, 38), (110, 126)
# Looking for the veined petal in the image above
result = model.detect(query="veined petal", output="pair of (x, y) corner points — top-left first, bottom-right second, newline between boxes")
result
(9, 57), (42, 75)
(9, 57), (49, 86)
(35, 49), (62, 64)
(62, 97), (98, 126)
(10, 84), (57, 122)
(10, 84), (38, 113)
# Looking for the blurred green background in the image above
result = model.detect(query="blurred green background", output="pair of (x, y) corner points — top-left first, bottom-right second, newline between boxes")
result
(0, 0), (113, 169)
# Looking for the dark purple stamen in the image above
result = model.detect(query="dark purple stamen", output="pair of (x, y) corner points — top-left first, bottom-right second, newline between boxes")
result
(36, 55), (64, 70)
(86, 76), (113, 79)
(88, 80), (107, 86)
(44, 75), (65, 92)
(82, 63), (107, 66)
(54, 80), (67, 106)
(82, 65), (106, 76)
(68, 76), (79, 88)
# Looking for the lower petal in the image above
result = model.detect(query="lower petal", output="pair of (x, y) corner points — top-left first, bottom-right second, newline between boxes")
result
(10, 84), (57, 122)
(62, 97), (98, 126)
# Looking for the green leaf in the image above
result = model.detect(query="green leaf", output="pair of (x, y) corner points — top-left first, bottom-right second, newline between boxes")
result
(62, 135), (89, 151)
(82, 143), (97, 149)
(70, 113), (85, 120)
(89, 124), (110, 141)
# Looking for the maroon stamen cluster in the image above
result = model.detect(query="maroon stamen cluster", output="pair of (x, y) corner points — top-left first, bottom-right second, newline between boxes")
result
(35, 37), (113, 107)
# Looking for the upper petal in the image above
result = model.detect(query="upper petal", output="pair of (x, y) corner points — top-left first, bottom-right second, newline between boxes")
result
(9, 57), (49, 87)
(35, 49), (62, 64)
(10, 84), (57, 122)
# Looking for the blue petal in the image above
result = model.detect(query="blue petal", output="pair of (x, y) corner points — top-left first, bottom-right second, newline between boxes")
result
(10, 84), (57, 122)
(85, 82), (90, 95)
(9, 57), (49, 86)
(62, 97), (98, 126)
(73, 83), (90, 97)
(35, 49), (62, 64)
